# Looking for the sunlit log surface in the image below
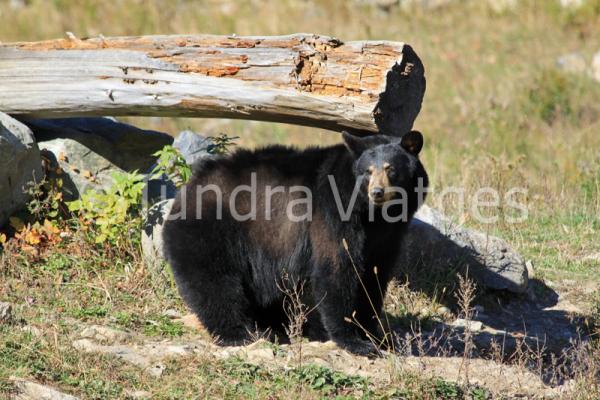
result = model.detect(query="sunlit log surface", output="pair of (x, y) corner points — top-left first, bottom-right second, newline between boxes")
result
(0, 33), (425, 135)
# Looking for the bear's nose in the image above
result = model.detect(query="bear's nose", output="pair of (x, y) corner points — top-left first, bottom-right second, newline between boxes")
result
(370, 187), (384, 199)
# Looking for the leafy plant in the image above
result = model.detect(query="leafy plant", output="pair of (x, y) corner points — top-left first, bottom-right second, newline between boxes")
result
(288, 364), (369, 396)
(434, 378), (463, 399)
(151, 134), (238, 187)
(70, 306), (109, 319)
(143, 315), (184, 337)
(7, 217), (64, 254)
(208, 133), (238, 155)
(151, 145), (192, 187)
(68, 170), (145, 244)
(470, 386), (491, 400)
(24, 175), (66, 221)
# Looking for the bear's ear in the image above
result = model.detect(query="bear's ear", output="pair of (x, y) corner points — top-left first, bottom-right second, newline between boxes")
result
(400, 130), (423, 156)
(342, 131), (368, 157)
(342, 131), (390, 157)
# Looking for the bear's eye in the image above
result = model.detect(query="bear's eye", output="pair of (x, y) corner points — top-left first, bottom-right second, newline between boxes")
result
(384, 163), (394, 173)
(365, 166), (374, 175)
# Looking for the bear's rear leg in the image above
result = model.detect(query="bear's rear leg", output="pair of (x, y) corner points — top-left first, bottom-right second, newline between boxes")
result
(174, 273), (255, 346)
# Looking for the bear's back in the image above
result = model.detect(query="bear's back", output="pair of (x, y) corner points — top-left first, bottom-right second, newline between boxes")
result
(191, 144), (345, 183)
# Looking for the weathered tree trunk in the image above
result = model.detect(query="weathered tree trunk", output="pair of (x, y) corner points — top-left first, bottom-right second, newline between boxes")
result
(0, 34), (425, 135)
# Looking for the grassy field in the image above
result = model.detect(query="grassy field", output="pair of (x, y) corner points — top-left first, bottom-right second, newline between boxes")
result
(1, 0), (600, 398)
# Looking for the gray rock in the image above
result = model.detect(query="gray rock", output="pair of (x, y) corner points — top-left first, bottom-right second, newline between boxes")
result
(451, 318), (483, 332)
(174, 130), (214, 165)
(72, 338), (199, 375)
(79, 325), (131, 343)
(10, 377), (80, 400)
(0, 301), (14, 324)
(556, 52), (587, 74)
(146, 363), (166, 378)
(141, 199), (174, 274)
(23, 118), (173, 200)
(0, 113), (43, 227)
(400, 205), (528, 293)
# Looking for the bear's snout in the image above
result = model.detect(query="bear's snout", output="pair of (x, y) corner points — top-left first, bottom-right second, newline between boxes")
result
(367, 166), (394, 205)
(370, 187), (384, 200)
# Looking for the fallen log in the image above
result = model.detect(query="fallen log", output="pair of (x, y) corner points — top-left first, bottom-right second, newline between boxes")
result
(0, 33), (425, 135)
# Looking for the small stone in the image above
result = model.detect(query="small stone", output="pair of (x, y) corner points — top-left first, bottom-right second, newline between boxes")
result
(246, 347), (275, 363)
(146, 363), (166, 378)
(451, 318), (483, 332)
(73, 338), (196, 372)
(525, 260), (535, 279)
(0, 302), (14, 324)
(436, 306), (452, 318)
(162, 309), (182, 319)
(487, 0), (517, 13)
(559, 0), (585, 8)
(125, 390), (152, 399)
(20, 326), (42, 337)
(10, 377), (80, 400)
(80, 325), (130, 343)
(582, 252), (600, 262)
(592, 51), (600, 83)
(556, 52), (587, 74)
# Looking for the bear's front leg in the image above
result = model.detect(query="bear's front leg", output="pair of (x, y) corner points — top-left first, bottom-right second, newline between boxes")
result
(311, 263), (380, 356)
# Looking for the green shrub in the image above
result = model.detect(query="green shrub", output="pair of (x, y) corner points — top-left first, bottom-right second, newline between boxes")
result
(150, 134), (237, 188)
(208, 133), (238, 154)
(151, 145), (192, 188)
(25, 176), (66, 221)
(68, 171), (145, 244)
(527, 69), (574, 125)
(526, 68), (600, 127)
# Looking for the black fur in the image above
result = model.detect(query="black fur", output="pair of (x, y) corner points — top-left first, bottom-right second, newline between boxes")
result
(162, 131), (428, 355)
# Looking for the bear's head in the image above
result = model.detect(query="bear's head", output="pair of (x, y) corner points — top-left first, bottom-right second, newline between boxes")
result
(342, 130), (428, 207)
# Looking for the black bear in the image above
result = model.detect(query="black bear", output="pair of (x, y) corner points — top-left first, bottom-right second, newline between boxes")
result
(162, 131), (428, 355)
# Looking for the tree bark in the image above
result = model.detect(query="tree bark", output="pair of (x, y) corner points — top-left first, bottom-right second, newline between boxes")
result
(0, 33), (425, 135)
